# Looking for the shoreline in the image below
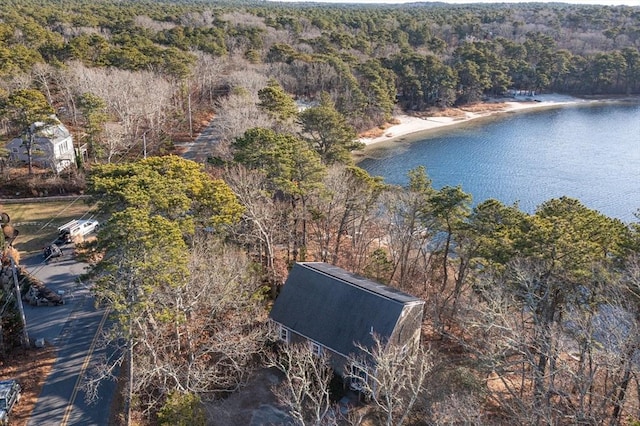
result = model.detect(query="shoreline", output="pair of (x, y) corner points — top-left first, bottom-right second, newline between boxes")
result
(357, 94), (636, 148)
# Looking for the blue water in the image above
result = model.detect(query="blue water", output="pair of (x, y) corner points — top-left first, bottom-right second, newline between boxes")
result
(358, 102), (640, 222)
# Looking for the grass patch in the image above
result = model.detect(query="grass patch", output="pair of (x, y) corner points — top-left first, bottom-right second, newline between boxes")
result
(3, 200), (98, 255)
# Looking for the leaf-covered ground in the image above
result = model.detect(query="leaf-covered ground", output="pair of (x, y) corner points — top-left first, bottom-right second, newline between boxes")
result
(0, 346), (56, 426)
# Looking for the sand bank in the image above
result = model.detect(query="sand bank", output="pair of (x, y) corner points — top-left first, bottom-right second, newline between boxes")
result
(359, 94), (590, 146)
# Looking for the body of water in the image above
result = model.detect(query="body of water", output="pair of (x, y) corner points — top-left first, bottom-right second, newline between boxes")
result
(357, 102), (640, 222)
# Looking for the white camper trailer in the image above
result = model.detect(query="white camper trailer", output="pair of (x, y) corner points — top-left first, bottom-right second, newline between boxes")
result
(56, 219), (99, 243)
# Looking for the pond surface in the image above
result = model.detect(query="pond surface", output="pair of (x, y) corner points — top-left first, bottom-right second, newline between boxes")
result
(358, 102), (640, 222)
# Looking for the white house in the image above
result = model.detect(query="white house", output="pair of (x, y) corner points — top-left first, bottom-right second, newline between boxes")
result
(6, 119), (76, 173)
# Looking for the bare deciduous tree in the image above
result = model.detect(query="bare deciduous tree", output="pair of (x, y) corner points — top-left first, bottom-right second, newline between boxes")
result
(306, 165), (384, 272)
(457, 258), (640, 425)
(192, 52), (225, 106)
(68, 62), (175, 157)
(224, 164), (289, 286)
(379, 171), (436, 291)
(84, 236), (268, 416)
(431, 393), (484, 426)
(31, 63), (55, 105)
(224, 62), (269, 95)
(267, 342), (336, 426)
(102, 123), (127, 163)
(212, 92), (272, 144)
(134, 15), (177, 32)
(347, 335), (432, 426)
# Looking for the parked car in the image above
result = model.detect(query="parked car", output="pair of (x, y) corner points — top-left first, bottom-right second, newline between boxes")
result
(55, 219), (99, 244)
(0, 379), (21, 425)
(43, 243), (63, 261)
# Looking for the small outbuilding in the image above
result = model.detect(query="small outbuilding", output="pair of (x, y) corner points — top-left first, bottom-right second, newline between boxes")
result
(6, 119), (75, 173)
(269, 262), (425, 389)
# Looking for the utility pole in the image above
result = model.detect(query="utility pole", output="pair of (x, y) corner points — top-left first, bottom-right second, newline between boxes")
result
(0, 227), (4, 355)
(2, 207), (28, 348)
(9, 256), (29, 347)
(142, 131), (147, 159)
(188, 92), (193, 139)
(125, 275), (135, 426)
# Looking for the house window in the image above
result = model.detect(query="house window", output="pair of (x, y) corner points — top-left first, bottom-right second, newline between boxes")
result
(279, 325), (289, 343)
(310, 341), (323, 357)
(350, 363), (368, 391)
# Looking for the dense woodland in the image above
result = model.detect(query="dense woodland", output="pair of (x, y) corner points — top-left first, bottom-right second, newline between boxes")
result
(0, 0), (639, 154)
(1, 0), (640, 425)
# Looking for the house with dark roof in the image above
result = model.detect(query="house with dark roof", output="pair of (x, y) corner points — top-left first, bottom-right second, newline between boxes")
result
(269, 262), (425, 389)
(6, 118), (75, 173)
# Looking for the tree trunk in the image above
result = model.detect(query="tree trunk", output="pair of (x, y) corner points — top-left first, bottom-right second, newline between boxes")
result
(26, 130), (34, 175)
(610, 366), (631, 426)
(441, 223), (452, 291)
(331, 201), (352, 265)
(610, 344), (637, 425)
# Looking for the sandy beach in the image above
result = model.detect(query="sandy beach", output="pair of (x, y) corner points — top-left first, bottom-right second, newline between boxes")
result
(359, 94), (589, 146)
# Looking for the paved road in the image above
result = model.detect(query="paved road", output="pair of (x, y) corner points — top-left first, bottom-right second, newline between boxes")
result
(176, 119), (219, 163)
(21, 248), (116, 426)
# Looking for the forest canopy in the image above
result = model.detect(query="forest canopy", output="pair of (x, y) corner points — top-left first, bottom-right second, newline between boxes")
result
(0, 0), (639, 144)
(1, 0), (639, 166)
(0, 0), (637, 174)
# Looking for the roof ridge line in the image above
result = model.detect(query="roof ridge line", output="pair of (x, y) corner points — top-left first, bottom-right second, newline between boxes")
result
(300, 262), (423, 305)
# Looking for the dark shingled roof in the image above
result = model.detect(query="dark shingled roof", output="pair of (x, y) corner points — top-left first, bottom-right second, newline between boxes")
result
(269, 262), (424, 358)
